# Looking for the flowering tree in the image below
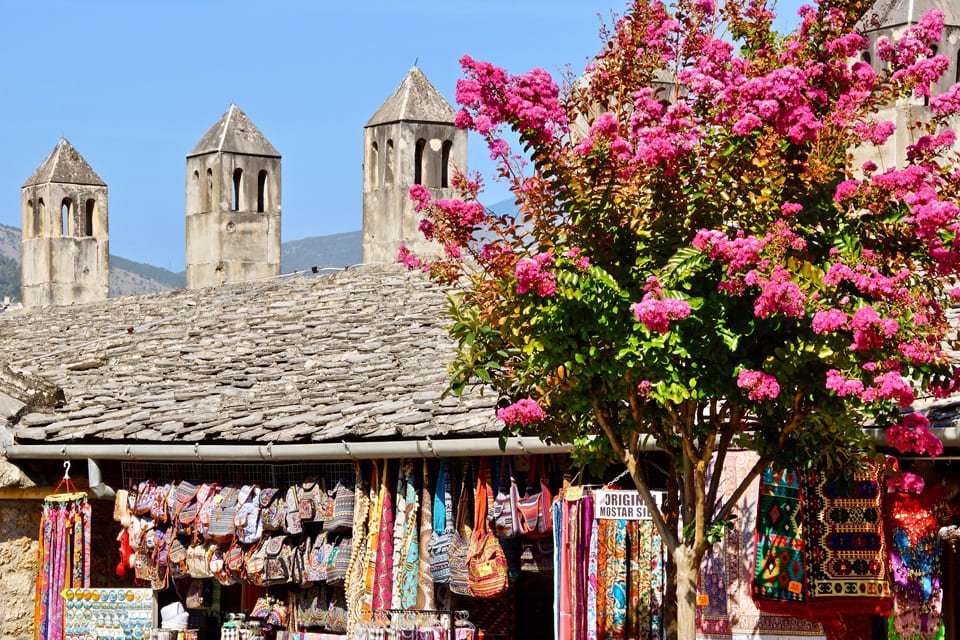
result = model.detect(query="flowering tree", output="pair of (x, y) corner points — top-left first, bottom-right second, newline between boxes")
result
(405, 0), (960, 635)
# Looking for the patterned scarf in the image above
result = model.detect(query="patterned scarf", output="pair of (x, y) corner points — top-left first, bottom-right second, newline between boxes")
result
(397, 460), (420, 610)
(364, 462), (383, 613)
(35, 497), (91, 640)
(587, 517), (599, 640)
(601, 518), (628, 638)
(346, 463), (371, 630)
(373, 461), (396, 611)
(417, 459), (435, 610)
(885, 484), (947, 639)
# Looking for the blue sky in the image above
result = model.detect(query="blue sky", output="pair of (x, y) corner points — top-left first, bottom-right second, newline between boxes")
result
(0, 0), (803, 270)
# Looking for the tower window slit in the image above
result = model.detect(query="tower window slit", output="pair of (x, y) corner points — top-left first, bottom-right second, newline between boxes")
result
(232, 168), (243, 211)
(414, 138), (426, 186)
(257, 170), (268, 213)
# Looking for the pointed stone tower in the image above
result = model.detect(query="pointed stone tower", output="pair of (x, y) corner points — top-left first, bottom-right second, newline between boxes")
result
(855, 0), (960, 168)
(362, 67), (468, 263)
(20, 139), (109, 308)
(186, 104), (281, 289)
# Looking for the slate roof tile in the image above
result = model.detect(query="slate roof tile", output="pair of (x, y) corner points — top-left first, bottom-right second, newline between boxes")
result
(0, 266), (500, 445)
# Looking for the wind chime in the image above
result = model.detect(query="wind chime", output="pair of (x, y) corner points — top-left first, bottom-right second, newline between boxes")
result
(34, 461), (91, 640)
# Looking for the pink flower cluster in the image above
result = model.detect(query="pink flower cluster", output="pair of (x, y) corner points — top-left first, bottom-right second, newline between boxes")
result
(848, 306), (899, 351)
(737, 369), (781, 401)
(515, 252), (557, 296)
(397, 245), (423, 270)
(630, 277), (692, 334)
(497, 398), (548, 426)
(904, 185), (960, 242)
(575, 112), (632, 162)
(886, 471), (925, 494)
(455, 55), (567, 142)
(811, 308), (848, 334)
(823, 261), (911, 302)
(826, 368), (915, 407)
(885, 413), (943, 456)
(629, 100), (702, 169)
(747, 265), (806, 319)
(566, 247), (590, 270)
(852, 120), (896, 146)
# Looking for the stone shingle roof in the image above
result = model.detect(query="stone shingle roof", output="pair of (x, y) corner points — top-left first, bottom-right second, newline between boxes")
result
(188, 104), (281, 158)
(861, 0), (960, 30)
(366, 67), (457, 128)
(22, 139), (106, 188)
(0, 266), (498, 445)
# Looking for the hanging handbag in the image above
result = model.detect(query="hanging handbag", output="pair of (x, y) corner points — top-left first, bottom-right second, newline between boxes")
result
(132, 480), (156, 515)
(284, 485), (304, 534)
(235, 485), (263, 544)
(429, 459), (454, 584)
(467, 458), (509, 598)
(448, 461), (474, 596)
(171, 480), (199, 524)
(518, 456), (553, 538)
(300, 477), (322, 522)
(317, 480), (336, 522)
(245, 539), (267, 587)
(304, 531), (328, 583)
(208, 485), (239, 543)
(489, 459), (522, 538)
(323, 481), (355, 533)
(260, 488), (285, 531)
(263, 535), (290, 584)
(195, 482), (220, 540)
(151, 483), (173, 522)
(186, 542), (213, 579)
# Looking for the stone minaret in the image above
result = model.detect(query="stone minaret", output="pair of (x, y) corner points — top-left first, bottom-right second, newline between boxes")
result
(20, 139), (109, 308)
(186, 104), (281, 289)
(362, 67), (468, 263)
(854, 0), (960, 169)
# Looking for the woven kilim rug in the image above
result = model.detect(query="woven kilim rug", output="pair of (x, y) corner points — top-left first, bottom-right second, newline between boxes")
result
(696, 451), (825, 639)
(753, 466), (809, 617)
(802, 462), (892, 617)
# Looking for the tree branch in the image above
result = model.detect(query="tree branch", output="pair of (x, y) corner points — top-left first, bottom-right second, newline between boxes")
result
(593, 396), (679, 552)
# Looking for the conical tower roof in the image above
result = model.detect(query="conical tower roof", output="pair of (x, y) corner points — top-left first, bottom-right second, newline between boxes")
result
(366, 67), (457, 127)
(861, 0), (960, 30)
(22, 138), (106, 188)
(188, 104), (280, 158)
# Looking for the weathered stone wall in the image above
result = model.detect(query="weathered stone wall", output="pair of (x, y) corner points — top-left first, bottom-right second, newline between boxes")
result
(0, 499), (125, 640)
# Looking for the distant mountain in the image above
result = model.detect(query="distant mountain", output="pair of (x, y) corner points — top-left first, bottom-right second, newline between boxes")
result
(282, 231), (362, 272)
(0, 224), (366, 301)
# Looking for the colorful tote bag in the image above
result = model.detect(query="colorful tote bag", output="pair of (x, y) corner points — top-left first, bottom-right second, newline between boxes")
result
(489, 458), (522, 539)
(467, 458), (509, 598)
(448, 461), (474, 596)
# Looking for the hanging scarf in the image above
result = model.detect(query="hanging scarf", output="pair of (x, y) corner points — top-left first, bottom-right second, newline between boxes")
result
(35, 497), (91, 640)
(372, 461), (395, 611)
(587, 516), (599, 640)
(553, 501), (562, 640)
(603, 518), (628, 639)
(347, 462), (372, 630)
(364, 462), (383, 613)
(417, 459), (435, 610)
(886, 483), (947, 639)
(398, 460), (420, 609)
(559, 497), (573, 640)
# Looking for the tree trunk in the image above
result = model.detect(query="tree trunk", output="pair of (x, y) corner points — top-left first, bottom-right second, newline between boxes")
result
(673, 544), (699, 640)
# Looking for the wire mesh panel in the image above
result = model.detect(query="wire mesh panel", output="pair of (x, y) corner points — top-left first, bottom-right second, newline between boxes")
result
(121, 461), (355, 488)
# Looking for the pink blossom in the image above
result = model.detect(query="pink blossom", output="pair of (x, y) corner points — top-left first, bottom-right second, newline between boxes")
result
(566, 247), (590, 270)
(852, 120), (895, 146)
(812, 309), (848, 334)
(872, 371), (915, 407)
(826, 369), (865, 397)
(885, 413), (943, 456)
(752, 266), (806, 318)
(780, 202), (803, 217)
(417, 218), (435, 240)
(886, 471), (925, 494)
(397, 246), (423, 270)
(409, 184), (432, 212)
(737, 369), (781, 401)
(630, 284), (692, 334)
(515, 252), (557, 297)
(497, 398), (548, 426)
(636, 380), (652, 396)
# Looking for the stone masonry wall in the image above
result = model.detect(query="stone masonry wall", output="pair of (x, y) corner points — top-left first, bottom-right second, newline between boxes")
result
(0, 499), (124, 640)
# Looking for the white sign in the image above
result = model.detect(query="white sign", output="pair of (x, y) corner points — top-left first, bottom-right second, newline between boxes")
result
(594, 489), (665, 521)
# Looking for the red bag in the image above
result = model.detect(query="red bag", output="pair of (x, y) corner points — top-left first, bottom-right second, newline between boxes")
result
(467, 458), (509, 598)
(517, 456), (553, 538)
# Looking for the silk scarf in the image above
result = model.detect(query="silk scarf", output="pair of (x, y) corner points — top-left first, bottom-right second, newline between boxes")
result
(417, 459), (435, 610)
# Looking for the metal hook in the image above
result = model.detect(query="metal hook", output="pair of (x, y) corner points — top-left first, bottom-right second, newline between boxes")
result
(63, 459), (71, 480)
(515, 437), (529, 455)
(425, 436), (440, 458)
(342, 440), (356, 460)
